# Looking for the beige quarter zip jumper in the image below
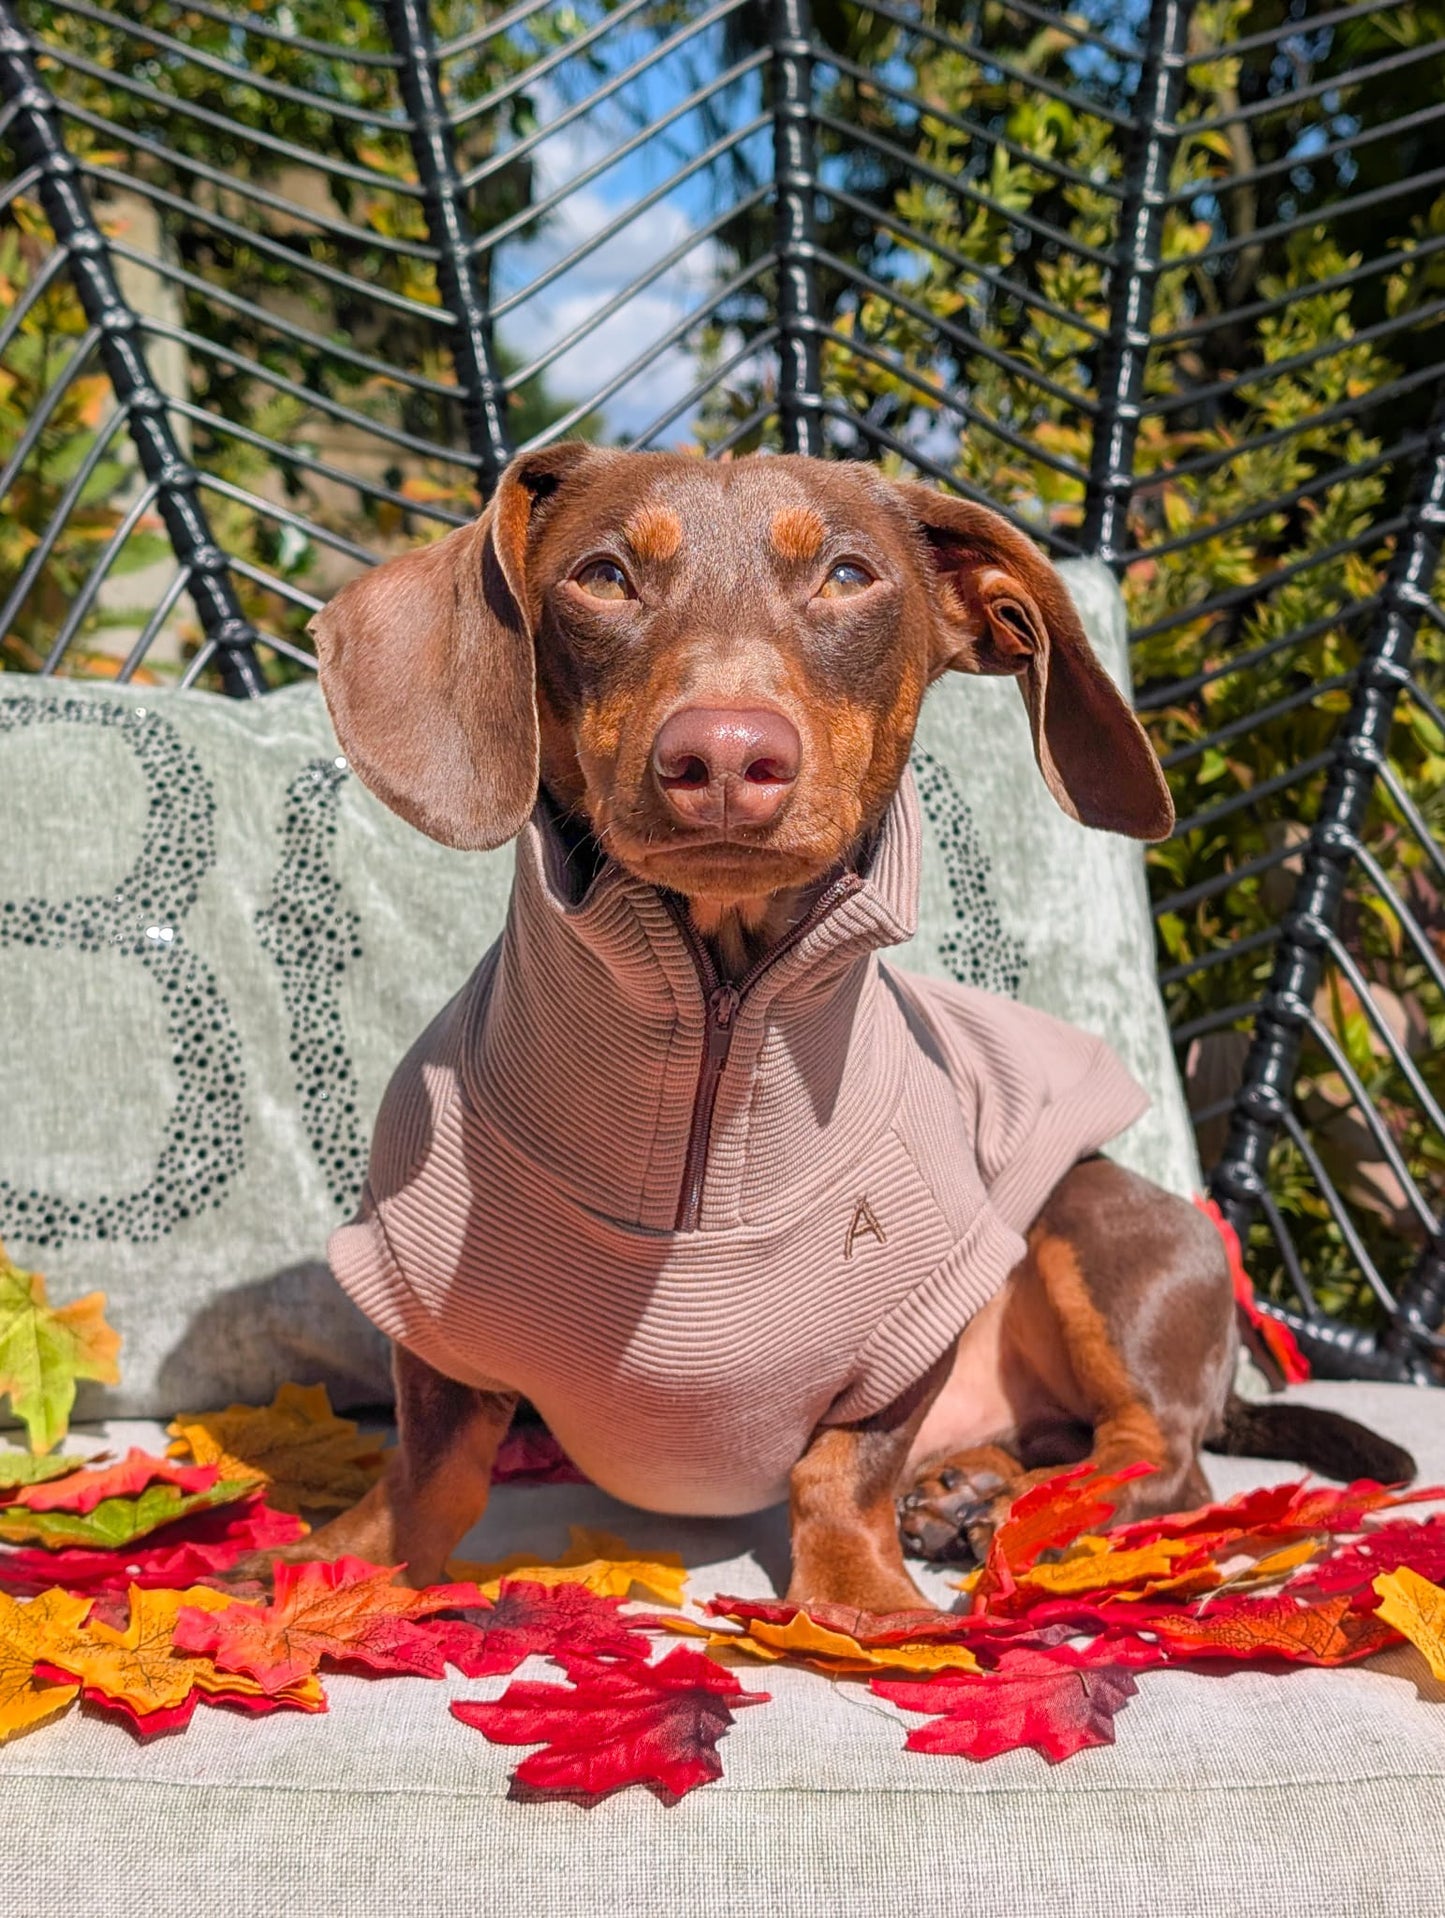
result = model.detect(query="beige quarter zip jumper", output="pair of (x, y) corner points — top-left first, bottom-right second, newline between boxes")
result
(329, 774), (1148, 1516)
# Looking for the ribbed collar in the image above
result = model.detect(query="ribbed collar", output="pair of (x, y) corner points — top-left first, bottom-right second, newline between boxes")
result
(517, 768), (923, 1002)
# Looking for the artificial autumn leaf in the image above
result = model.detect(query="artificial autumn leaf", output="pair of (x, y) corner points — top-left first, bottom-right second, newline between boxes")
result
(1372, 1568), (1445, 1680)
(0, 1588), (89, 1741)
(491, 1425), (587, 1485)
(1287, 1515), (1445, 1603)
(704, 1595), (971, 1647)
(0, 1240), (121, 1453)
(70, 1670), (326, 1739)
(0, 1495), (305, 1596)
(1017, 1536), (1213, 1602)
(0, 1453), (84, 1493)
(453, 1647), (769, 1804)
(1208, 1537), (1324, 1598)
(174, 1556), (484, 1693)
(972, 1462), (1156, 1609)
(166, 1382), (386, 1515)
(444, 1579), (657, 1678)
(875, 1649), (1138, 1763)
(712, 1607), (980, 1676)
(0, 1476), (256, 1550)
(7, 1449), (218, 1514)
(35, 1582), (324, 1735)
(1142, 1592), (1398, 1665)
(454, 1526), (686, 1607)
(1109, 1479), (1440, 1553)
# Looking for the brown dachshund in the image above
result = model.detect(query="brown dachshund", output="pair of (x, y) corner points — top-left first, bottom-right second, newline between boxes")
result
(293, 443), (1412, 1612)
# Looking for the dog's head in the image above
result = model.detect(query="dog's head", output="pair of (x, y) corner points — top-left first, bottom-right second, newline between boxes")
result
(311, 444), (1172, 919)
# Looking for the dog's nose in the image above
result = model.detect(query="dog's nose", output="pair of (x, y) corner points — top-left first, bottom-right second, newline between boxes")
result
(651, 706), (801, 830)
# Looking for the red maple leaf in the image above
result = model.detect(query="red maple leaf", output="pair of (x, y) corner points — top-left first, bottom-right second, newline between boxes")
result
(972, 1462), (1155, 1610)
(444, 1579), (657, 1677)
(972, 1622), (1166, 1671)
(1285, 1514), (1445, 1605)
(452, 1648), (770, 1804)
(1108, 1479), (1440, 1553)
(173, 1557), (483, 1692)
(0, 1496), (303, 1595)
(5, 1449), (218, 1514)
(874, 1647), (1137, 1762)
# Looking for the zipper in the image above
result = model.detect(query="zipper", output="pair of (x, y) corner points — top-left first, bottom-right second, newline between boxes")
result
(667, 871), (863, 1233)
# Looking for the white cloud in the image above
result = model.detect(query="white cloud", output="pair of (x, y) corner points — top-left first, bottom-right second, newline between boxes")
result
(493, 87), (738, 442)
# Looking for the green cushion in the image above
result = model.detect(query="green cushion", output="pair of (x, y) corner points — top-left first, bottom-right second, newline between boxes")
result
(0, 674), (503, 1415)
(0, 559), (1197, 1418)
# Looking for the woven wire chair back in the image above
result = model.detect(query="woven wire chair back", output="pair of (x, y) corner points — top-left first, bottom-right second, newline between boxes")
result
(2, 0), (1442, 1382)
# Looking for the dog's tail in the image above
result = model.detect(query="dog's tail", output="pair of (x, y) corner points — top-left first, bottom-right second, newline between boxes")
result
(1206, 1395), (1416, 1485)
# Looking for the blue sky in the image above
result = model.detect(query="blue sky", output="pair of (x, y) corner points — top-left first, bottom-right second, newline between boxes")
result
(485, 19), (770, 444)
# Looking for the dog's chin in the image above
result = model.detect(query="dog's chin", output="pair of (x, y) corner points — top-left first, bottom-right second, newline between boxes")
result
(611, 833), (834, 908)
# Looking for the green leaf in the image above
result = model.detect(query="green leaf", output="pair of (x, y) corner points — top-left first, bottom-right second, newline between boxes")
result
(0, 1453), (85, 1492)
(0, 1477), (257, 1549)
(0, 1244), (121, 1454)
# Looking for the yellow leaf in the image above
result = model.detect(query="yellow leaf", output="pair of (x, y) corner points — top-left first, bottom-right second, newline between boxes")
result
(719, 1610), (979, 1676)
(39, 1584), (323, 1722)
(1214, 1537), (1323, 1596)
(1373, 1568), (1445, 1680)
(1020, 1537), (1200, 1597)
(167, 1382), (386, 1514)
(451, 1525), (686, 1606)
(0, 1589), (88, 1741)
(653, 1613), (712, 1639)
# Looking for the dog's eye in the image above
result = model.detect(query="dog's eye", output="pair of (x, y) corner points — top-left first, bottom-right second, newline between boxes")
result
(817, 561), (875, 599)
(574, 559), (634, 602)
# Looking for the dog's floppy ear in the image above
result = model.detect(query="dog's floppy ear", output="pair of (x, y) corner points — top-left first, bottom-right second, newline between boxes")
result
(892, 481), (1174, 841)
(309, 442), (599, 851)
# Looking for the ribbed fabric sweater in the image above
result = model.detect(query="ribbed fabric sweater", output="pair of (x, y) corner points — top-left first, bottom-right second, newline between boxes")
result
(330, 774), (1148, 1516)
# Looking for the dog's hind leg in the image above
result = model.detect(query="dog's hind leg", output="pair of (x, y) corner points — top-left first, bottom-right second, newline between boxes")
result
(899, 1158), (1232, 1564)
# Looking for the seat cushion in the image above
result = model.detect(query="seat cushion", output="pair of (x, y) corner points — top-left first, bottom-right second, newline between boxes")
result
(0, 558), (1197, 1422)
(1, 1380), (1440, 1918)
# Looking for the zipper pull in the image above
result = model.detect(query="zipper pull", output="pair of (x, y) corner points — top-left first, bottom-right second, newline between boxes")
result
(706, 983), (741, 1059)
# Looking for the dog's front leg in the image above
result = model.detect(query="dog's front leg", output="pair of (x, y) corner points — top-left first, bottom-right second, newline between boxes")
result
(279, 1347), (516, 1589)
(786, 1356), (948, 1615)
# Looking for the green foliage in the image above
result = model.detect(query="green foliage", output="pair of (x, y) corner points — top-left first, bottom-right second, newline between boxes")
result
(1, 1), (594, 682)
(0, 212), (171, 675)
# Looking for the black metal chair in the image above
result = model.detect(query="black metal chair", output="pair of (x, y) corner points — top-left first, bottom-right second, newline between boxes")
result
(2, 0), (1442, 1381)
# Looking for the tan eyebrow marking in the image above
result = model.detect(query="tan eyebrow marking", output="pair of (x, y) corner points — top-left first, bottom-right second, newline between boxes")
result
(771, 504), (827, 563)
(623, 502), (683, 563)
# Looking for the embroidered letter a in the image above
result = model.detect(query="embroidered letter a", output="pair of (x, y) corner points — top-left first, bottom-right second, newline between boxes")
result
(844, 1197), (887, 1260)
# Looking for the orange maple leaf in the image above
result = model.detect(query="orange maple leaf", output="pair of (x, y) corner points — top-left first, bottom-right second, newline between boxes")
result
(7, 1448), (217, 1514)
(38, 1583), (323, 1727)
(0, 1589), (89, 1742)
(166, 1382), (386, 1514)
(1146, 1593), (1397, 1665)
(973, 1462), (1155, 1610)
(174, 1557), (484, 1693)
(713, 1608), (980, 1676)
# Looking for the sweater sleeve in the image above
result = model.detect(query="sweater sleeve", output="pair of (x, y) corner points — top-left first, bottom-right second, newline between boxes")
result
(878, 968), (1151, 1234)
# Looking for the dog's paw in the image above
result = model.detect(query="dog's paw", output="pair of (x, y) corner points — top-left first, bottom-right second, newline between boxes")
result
(897, 1463), (1012, 1564)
